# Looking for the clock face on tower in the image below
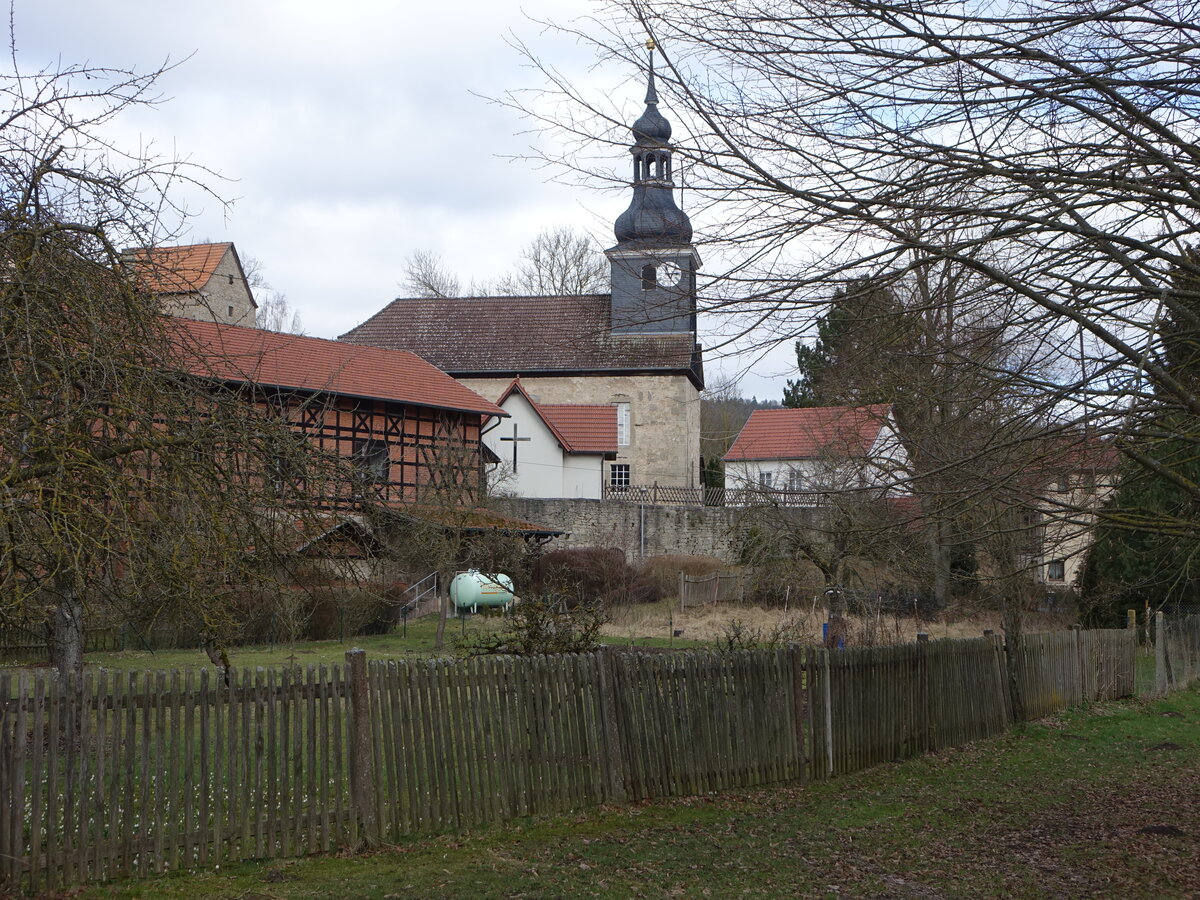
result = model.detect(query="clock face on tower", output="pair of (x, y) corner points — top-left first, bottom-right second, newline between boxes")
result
(658, 261), (682, 287)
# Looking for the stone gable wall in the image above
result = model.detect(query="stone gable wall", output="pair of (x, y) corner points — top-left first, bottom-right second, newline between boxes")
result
(161, 250), (256, 326)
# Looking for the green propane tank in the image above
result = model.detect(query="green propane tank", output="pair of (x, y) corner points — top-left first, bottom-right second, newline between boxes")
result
(450, 569), (516, 613)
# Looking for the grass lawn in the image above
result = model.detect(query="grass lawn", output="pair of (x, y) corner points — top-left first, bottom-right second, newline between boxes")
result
(1135, 646), (1158, 695)
(67, 685), (1200, 899)
(1, 613), (711, 676)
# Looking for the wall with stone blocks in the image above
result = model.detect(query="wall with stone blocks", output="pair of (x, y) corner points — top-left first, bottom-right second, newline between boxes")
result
(497, 498), (750, 562)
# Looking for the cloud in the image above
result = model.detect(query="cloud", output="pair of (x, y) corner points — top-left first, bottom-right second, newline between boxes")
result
(8, 0), (790, 403)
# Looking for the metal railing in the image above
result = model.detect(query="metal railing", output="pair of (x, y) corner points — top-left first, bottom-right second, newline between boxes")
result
(394, 571), (438, 619)
(602, 482), (831, 507)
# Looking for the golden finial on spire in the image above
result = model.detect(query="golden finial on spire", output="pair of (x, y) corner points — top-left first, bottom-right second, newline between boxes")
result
(646, 38), (657, 51)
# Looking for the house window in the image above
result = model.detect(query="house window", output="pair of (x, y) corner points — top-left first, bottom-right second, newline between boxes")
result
(787, 469), (803, 492)
(227, 305), (234, 317)
(610, 463), (631, 490)
(759, 470), (774, 489)
(267, 443), (301, 497)
(616, 403), (631, 446)
(641, 264), (656, 290)
(1047, 559), (1066, 582)
(352, 439), (390, 482)
(1056, 476), (1070, 493)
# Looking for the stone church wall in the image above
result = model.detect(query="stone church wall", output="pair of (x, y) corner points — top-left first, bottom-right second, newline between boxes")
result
(496, 497), (749, 563)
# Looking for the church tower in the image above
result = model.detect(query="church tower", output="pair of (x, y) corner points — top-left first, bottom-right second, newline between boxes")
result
(607, 42), (700, 335)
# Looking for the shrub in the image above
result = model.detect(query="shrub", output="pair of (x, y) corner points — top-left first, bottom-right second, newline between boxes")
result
(743, 561), (826, 608)
(533, 548), (661, 606)
(459, 594), (605, 656)
(637, 554), (724, 600)
(306, 584), (392, 640)
(716, 615), (811, 652)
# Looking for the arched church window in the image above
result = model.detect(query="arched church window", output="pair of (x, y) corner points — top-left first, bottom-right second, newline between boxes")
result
(641, 264), (657, 290)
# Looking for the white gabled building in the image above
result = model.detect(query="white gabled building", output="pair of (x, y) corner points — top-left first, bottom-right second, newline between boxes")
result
(723, 404), (909, 499)
(484, 380), (618, 500)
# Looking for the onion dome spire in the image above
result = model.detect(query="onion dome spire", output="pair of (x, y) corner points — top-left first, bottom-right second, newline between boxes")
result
(631, 41), (671, 146)
(614, 39), (693, 246)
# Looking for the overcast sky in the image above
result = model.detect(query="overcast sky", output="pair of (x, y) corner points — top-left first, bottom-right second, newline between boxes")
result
(12, 0), (793, 402)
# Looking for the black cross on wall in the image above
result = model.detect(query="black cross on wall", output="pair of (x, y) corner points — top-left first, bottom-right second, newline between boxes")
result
(499, 422), (531, 471)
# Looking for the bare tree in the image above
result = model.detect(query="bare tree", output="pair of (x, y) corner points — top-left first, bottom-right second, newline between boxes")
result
(401, 249), (463, 298)
(514, 0), (1200, 492)
(0, 48), (352, 672)
(244, 255), (303, 334)
(403, 227), (608, 300)
(494, 225), (608, 295)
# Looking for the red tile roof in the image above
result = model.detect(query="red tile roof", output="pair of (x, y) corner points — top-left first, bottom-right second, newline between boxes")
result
(497, 380), (617, 456)
(724, 404), (893, 462)
(169, 318), (507, 418)
(1053, 433), (1121, 473)
(339, 294), (704, 389)
(128, 242), (235, 294)
(540, 405), (619, 455)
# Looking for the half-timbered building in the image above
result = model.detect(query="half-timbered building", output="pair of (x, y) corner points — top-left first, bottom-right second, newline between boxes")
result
(170, 318), (507, 510)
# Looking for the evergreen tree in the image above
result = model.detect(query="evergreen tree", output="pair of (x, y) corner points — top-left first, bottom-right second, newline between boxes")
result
(1081, 253), (1200, 622)
(782, 278), (908, 408)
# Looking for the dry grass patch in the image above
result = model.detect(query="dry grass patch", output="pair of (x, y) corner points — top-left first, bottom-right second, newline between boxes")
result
(603, 599), (1076, 646)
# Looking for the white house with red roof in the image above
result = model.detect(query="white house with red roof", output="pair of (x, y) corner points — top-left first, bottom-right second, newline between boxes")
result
(484, 380), (618, 500)
(723, 404), (909, 501)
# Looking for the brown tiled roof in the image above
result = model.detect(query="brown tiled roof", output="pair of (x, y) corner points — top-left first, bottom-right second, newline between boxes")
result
(169, 318), (506, 418)
(288, 514), (381, 557)
(724, 404), (893, 462)
(338, 294), (703, 388)
(497, 380), (617, 456)
(128, 242), (235, 294)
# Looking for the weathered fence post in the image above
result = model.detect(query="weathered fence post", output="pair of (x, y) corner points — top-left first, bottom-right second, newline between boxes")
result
(596, 647), (628, 804)
(789, 644), (808, 783)
(1073, 624), (1085, 703)
(821, 648), (834, 778)
(0, 673), (14, 893)
(916, 633), (930, 752)
(345, 648), (377, 845)
(1127, 609), (1137, 632)
(1155, 611), (1171, 695)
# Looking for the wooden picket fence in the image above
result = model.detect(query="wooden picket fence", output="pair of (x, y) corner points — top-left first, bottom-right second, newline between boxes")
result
(0, 629), (1136, 894)
(1012, 628), (1136, 719)
(678, 571), (745, 608)
(1156, 611), (1200, 693)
